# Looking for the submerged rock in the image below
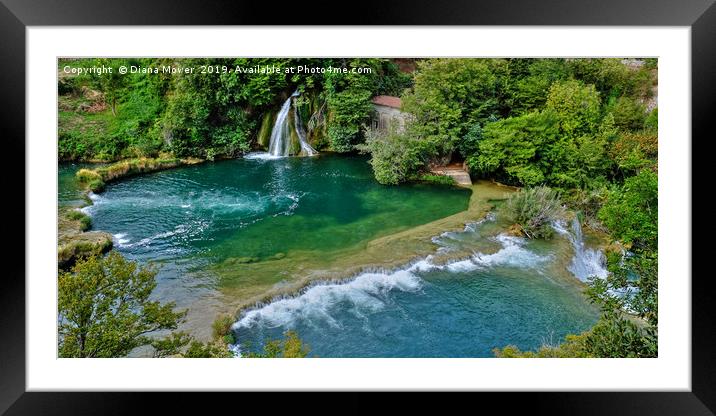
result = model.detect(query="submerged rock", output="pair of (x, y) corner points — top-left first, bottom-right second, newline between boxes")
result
(224, 256), (260, 265)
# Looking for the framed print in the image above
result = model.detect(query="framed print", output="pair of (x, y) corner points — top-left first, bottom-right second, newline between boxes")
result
(2, 0), (713, 413)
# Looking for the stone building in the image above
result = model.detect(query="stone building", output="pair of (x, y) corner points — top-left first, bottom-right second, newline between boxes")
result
(370, 95), (408, 132)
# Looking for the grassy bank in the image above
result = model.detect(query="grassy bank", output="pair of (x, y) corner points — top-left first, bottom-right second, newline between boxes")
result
(58, 207), (113, 268)
(76, 156), (204, 192)
(62, 155), (204, 266)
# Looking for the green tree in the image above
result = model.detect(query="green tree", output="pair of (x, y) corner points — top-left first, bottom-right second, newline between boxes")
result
(467, 111), (559, 186)
(503, 58), (569, 116)
(468, 79), (610, 189)
(58, 252), (186, 357)
(322, 58), (406, 152)
(402, 58), (505, 160)
(89, 58), (129, 116)
(545, 79), (601, 138)
(609, 96), (647, 131)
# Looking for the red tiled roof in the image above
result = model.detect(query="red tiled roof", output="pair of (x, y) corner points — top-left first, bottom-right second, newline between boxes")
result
(371, 95), (402, 109)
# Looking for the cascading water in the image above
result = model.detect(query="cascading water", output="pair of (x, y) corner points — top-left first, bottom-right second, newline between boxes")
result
(267, 91), (318, 157)
(293, 100), (317, 156)
(554, 217), (609, 282)
(267, 95), (293, 157)
(229, 214), (599, 358)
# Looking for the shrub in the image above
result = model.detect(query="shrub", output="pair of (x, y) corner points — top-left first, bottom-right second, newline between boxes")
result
(419, 174), (456, 186)
(212, 315), (236, 341)
(494, 333), (590, 358)
(500, 186), (565, 239)
(58, 77), (80, 95)
(609, 96), (647, 131)
(644, 107), (658, 131)
(67, 210), (92, 231)
(183, 341), (233, 358)
(327, 124), (361, 153)
(245, 330), (310, 358)
(75, 168), (105, 192)
(357, 124), (424, 185)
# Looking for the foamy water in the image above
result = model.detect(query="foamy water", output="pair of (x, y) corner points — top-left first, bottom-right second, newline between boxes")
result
(229, 228), (563, 356)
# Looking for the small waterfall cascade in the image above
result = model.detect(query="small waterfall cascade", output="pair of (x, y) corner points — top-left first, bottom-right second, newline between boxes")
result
(267, 91), (318, 157)
(554, 216), (609, 282)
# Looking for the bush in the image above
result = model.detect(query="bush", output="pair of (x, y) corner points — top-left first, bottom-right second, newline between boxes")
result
(494, 333), (590, 358)
(466, 111), (559, 186)
(75, 168), (105, 192)
(500, 186), (565, 239)
(58, 77), (79, 95)
(212, 315), (236, 342)
(67, 210), (92, 231)
(327, 124), (361, 153)
(419, 174), (456, 186)
(609, 131), (658, 175)
(183, 341), (233, 358)
(493, 311), (655, 358)
(59, 131), (98, 161)
(609, 96), (647, 131)
(245, 330), (310, 358)
(644, 107), (658, 131)
(357, 123), (424, 185)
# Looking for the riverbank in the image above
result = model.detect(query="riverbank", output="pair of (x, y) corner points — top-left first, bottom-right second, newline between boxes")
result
(76, 156), (205, 192)
(60, 157), (608, 342)
(58, 207), (113, 268)
(59, 156), (204, 266)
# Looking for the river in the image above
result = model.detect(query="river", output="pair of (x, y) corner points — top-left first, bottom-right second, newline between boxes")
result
(59, 154), (601, 356)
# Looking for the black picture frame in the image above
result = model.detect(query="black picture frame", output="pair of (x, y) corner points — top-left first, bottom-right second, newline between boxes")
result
(2, 0), (712, 413)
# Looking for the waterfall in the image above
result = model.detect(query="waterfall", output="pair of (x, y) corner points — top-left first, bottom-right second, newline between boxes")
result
(267, 91), (318, 157)
(267, 96), (293, 156)
(293, 100), (317, 156)
(554, 217), (609, 282)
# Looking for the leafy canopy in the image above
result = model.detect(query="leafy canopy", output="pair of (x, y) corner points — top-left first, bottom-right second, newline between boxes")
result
(58, 251), (186, 357)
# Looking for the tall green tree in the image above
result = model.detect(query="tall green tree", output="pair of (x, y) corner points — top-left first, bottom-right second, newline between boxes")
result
(89, 58), (129, 117)
(58, 252), (186, 357)
(402, 58), (506, 160)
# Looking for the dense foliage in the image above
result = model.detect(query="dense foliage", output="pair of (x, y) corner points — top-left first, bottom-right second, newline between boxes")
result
(357, 122), (424, 185)
(58, 251), (186, 357)
(366, 58), (655, 190)
(58, 251), (310, 358)
(59, 58), (411, 161)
